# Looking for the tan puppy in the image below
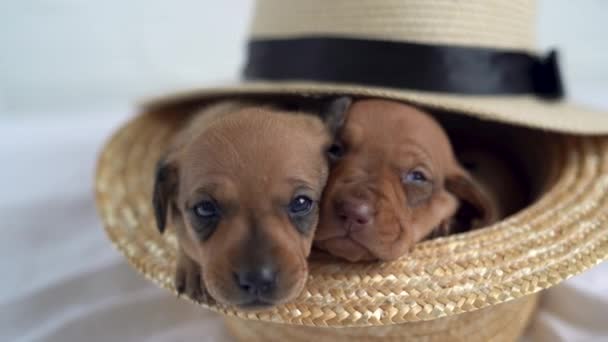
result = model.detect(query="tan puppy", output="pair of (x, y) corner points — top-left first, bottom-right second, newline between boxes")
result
(314, 99), (496, 262)
(153, 100), (336, 308)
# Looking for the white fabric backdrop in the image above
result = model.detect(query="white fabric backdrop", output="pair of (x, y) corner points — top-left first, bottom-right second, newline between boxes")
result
(1, 103), (607, 342)
(1, 110), (234, 342)
(1, 0), (608, 115)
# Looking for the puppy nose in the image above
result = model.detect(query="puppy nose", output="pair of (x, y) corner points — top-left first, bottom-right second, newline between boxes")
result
(337, 199), (375, 231)
(234, 266), (277, 295)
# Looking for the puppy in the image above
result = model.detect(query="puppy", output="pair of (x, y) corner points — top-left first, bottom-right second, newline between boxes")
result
(314, 99), (497, 262)
(456, 147), (527, 226)
(153, 100), (337, 308)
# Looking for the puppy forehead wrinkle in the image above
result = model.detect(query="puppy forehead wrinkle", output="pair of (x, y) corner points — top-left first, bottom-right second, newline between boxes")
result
(395, 143), (436, 170)
(186, 183), (235, 204)
(181, 106), (328, 204)
(285, 176), (322, 190)
(350, 100), (448, 140)
(205, 116), (325, 168)
(185, 184), (220, 203)
(195, 129), (244, 168)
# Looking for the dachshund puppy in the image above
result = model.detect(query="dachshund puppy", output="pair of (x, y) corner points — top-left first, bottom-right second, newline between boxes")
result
(456, 147), (527, 227)
(153, 100), (338, 308)
(314, 99), (497, 262)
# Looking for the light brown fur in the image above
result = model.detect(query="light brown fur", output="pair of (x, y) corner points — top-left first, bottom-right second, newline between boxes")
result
(153, 101), (331, 308)
(315, 99), (496, 262)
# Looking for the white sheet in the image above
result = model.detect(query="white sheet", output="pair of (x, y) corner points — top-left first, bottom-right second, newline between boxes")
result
(1, 107), (607, 342)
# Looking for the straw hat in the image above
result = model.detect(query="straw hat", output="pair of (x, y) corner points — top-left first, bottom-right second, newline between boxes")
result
(146, 0), (608, 134)
(95, 0), (608, 340)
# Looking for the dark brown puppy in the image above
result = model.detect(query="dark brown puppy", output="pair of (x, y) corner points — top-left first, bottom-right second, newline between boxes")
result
(457, 147), (527, 223)
(153, 101), (334, 308)
(315, 99), (496, 262)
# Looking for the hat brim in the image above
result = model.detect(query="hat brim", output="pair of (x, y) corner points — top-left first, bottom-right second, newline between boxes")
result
(95, 92), (608, 327)
(142, 81), (608, 135)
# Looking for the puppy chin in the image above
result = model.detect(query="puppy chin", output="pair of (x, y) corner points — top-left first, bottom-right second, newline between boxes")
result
(204, 270), (307, 310)
(315, 237), (376, 262)
(230, 282), (306, 311)
(205, 287), (296, 310)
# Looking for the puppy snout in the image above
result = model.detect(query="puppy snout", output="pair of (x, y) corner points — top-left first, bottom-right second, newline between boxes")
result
(234, 265), (277, 296)
(337, 199), (375, 232)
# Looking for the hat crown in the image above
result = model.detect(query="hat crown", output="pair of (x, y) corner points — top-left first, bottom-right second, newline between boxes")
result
(251, 0), (537, 52)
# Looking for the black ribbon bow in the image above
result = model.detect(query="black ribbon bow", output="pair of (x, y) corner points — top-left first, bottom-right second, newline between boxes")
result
(244, 37), (564, 100)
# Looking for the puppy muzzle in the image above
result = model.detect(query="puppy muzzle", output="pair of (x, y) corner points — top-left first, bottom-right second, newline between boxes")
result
(233, 265), (278, 304)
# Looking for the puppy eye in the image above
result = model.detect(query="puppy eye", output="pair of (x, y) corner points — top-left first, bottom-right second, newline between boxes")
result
(403, 169), (433, 207)
(327, 142), (344, 160)
(403, 170), (429, 183)
(288, 195), (314, 216)
(190, 199), (221, 241)
(194, 200), (219, 218)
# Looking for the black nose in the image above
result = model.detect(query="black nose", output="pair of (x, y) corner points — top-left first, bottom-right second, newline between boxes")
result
(234, 266), (277, 296)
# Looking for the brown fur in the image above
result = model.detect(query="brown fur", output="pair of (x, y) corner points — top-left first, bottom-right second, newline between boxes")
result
(153, 101), (331, 307)
(457, 148), (527, 221)
(314, 99), (496, 262)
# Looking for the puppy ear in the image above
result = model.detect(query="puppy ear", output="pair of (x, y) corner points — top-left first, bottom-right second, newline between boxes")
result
(445, 166), (498, 229)
(321, 96), (352, 136)
(152, 158), (178, 234)
(280, 96), (352, 135)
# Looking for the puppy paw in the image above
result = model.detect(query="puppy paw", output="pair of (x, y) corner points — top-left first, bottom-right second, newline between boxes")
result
(175, 251), (211, 303)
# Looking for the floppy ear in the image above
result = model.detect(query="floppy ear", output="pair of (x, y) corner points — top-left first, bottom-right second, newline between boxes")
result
(445, 166), (498, 229)
(281, 96), (352, 135)
(320, 96), (352, 136)
(152, 159), (178, 234)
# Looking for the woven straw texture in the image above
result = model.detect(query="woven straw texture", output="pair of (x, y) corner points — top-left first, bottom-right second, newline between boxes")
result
(224, 294), (537, 342)
(96, 107), (608, 328)
(144, 83), (608, 135)
(251, 0), (537, 52)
